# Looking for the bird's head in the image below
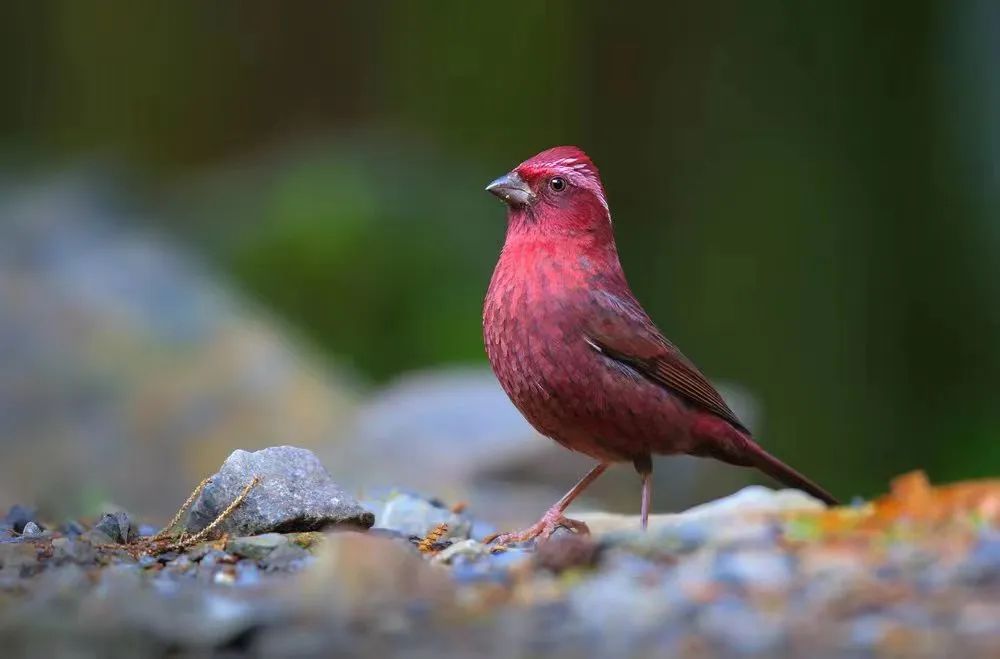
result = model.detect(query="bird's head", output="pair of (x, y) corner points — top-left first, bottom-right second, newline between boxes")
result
(486, 146), (612, 238)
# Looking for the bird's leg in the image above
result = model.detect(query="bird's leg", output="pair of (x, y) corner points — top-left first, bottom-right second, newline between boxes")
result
(634, 455), (652, 530)
(486, 462), (609, 546)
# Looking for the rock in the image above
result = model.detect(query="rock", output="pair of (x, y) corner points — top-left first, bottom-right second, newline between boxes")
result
(568, 553), (684, 637)
(20, 522), (43, 537)
(92, 512), (135, 544)
(50, 537), (97, 565)
(186, 446), (373, 536)
(375, 492), (470, 540)
(578, 485), (821, 557)
(449, 546), (531, 584)
(301, 532), (455, 620)
(714, 548), (793, 591)
(58, 520), (86, 537)
(958, 530), (1000, 585)
(3, 505), (36, 534)
(535, 534), (601, 573)
(226, 534), (288, 561)
(430, 539), (487, 565)
(0, 542), (40, 571)
(698, 595), (787, 654)
(259, 542), (312, 572)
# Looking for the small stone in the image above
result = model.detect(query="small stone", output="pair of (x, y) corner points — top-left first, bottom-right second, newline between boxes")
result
(20, 521), (43, 536)
(4, 505), (36, 534)
(431, 539), (488, 565)
(226, 534), (288, 561)
(165, 554), (194, 573)
(184, 543), (217, 562)
(450, 546), (531, 584)
(958, 531), (1000, 585)
(698, 596), (787, 654)
(186, 446), (374, 536)
(93, 511), (135, 544)
(58, 520), (86, 537)
(51, 536), (97, 565)
(0, 542), (39, 570)
(376, 492), (471, 540)
(714, 549), (793, 591)
(234, 560), (261, 586)
(535, 534), (601, 573)
(260, 542), (311, 572)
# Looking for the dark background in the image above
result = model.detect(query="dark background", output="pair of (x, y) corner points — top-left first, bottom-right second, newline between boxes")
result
(2, 2), (998, 507)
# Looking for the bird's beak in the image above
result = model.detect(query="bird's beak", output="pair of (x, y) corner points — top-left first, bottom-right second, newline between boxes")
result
(485, 171), (533, 207)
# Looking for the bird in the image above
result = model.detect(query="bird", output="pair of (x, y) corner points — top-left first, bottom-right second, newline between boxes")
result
(482, 145), (838, 544)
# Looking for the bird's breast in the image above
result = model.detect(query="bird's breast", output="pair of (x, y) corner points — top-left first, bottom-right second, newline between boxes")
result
(482, 243), (632, 459)
(482, 240), (700, 462)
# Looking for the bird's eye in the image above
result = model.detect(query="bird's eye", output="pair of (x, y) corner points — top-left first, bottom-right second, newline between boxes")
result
(549, 177), (567, 192)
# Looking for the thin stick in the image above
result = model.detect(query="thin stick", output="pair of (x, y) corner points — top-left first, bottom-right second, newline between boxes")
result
(151, 476), (211, 542)
(161, 476), (260, 552)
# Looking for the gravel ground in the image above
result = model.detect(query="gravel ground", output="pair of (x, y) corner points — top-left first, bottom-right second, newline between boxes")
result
(1, 464), (997, 658)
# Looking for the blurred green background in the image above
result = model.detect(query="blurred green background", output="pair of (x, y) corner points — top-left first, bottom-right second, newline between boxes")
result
(1, 1), (998, 501)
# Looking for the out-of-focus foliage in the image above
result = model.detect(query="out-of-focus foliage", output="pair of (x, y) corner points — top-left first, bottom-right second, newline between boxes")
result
(184, 137), (498, 380)
(1, 1), (998, 499)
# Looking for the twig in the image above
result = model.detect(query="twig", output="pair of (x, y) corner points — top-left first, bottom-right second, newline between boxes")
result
(161, 476), (260, 552)
(151, 476), (211, 542)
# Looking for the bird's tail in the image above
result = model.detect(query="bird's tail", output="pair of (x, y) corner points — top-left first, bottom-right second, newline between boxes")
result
(743, 443), (839, 506)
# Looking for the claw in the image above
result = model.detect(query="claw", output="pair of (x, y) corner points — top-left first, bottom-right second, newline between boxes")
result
(485, 506), (591, 548)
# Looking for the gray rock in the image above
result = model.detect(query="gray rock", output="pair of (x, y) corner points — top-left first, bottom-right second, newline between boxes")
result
(226, 534), (289, 561)
(93, 511), (135, 544)
(0, 542), (39, 570)
(186, 446), (373, 536)
(20, 522), (43, 537)
(375, 493), (471, 540)
(4, 505), (36, 534)
(698, 596), (787, 654)
(714, 549), (794, 590)
(431, 539), (488, 565)
(580, 485), (820, 555)
(259, 542), (312, 572)
(958, 530), (1000, 584)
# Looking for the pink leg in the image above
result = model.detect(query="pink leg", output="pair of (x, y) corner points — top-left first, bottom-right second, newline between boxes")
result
(640, 470), (652, 530)
(486, 462), (609, 545)
(633, 454), (653, 530)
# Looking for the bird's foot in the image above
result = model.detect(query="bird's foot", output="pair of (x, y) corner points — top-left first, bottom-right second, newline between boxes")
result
(484, 505), (590, 548)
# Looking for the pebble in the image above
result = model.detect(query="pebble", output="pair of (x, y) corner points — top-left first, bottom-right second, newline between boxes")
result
(20, 522), (43, 537)
(227, 534), (288, 561)
(714, 549), (793, 591)
(698, 595), (787, 654)
(92, 511), (135, 544)
(3, 505), (36, 534)
(376, 492), (471, 540)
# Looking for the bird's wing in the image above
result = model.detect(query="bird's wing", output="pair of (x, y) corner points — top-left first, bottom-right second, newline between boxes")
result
(583, 290), (749, 433)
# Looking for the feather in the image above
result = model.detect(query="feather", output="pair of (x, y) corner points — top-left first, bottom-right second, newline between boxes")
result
(583, 290), (749, 434)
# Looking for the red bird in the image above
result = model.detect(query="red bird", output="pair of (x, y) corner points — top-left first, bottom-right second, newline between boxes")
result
(483, 146), (837, 544)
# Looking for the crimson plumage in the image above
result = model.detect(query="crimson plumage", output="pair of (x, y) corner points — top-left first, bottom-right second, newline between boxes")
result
(483, 146), (836, 543)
